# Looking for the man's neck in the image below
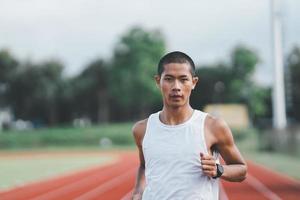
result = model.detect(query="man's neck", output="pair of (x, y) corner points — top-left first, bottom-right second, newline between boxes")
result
(160, 105), (194, 125)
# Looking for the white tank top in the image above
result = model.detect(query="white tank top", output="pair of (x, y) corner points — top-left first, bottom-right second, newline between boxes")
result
(142, 110), (219, 200)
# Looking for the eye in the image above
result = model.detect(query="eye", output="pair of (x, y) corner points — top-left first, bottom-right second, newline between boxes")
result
(164, 77), (172, 81)
(181, 78), (189, 82)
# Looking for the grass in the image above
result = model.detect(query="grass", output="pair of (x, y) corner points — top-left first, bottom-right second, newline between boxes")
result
(0, 145), (136, 152)
(0, 149), (118, 190)
(235, 128), (300, 180)
(0, 122), (135, 149)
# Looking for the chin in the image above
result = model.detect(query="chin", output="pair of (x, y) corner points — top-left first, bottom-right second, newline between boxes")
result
(169, 102), (184, 108)
(165, 98), (186, 108)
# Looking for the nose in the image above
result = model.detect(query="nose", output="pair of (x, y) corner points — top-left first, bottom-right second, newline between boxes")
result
(172, 80), (181, 91)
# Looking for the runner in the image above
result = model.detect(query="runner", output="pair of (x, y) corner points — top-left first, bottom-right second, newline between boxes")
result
(131, 51), (247, 200)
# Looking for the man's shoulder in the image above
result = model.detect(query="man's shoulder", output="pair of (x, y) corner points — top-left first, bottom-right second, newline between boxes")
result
(132, 118), (148, 139)
(132, 111), (158, 135)
(205, 114), (233, 144)
(205, 114), (228, 131)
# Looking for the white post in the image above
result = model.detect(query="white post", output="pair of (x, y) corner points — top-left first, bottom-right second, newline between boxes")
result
(271, 0), (287, 129)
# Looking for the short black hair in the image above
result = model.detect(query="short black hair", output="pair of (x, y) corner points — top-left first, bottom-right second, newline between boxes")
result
(157, 51), (196, 76)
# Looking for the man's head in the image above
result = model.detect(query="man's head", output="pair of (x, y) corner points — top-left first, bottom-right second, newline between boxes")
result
(157, 51), (196, 77)
(155, 51), (198, 108)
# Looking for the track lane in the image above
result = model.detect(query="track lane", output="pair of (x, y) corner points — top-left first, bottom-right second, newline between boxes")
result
(222, 160), (300, 200)
(247, 161), (300, 200)
(0, 152), (137, 200)
(0, 163), (118, 200)
(1, 152), (300, 200)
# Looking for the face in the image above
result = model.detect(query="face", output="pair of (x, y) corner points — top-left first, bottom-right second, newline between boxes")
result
(155, 63), (198, 108)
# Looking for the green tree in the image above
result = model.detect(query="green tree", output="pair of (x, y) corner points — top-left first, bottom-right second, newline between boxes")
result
(191, 45), (269, 124)
(227, 45), (259, 101)
(8, 60), (64, 125)
(191, 63), (231, 108)
(71, 59), (110, 123)
(231, 45), (258, 79)
(287, 46), (300, 122)
(0, 49), (19, 107)
(229, 45), (269, 121)
(110, 26), (166, 120)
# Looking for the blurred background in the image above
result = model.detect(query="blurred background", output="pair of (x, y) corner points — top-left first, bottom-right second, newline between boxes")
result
(0, 0), (299, 193)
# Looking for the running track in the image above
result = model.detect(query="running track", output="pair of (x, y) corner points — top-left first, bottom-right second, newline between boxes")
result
(0, 151), (299, 200)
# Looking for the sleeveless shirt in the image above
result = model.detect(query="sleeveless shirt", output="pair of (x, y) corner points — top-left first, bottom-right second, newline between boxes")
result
(142, 110), (219, 200)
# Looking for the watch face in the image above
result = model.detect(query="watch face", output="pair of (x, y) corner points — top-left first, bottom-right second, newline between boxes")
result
(213, 164), (224, 179)
(218, 164), (224, 174)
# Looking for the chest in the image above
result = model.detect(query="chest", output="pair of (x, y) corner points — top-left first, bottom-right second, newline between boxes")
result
(143, 126), (207, 165)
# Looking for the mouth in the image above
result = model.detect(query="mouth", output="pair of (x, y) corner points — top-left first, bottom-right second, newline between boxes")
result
(170, 94), (183, 99)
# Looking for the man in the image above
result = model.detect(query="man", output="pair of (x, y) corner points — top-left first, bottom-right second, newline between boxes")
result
(131, 51), (247, 200)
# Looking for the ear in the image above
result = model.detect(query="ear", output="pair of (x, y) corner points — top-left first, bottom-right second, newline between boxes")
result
(154, 75), (161, 88)
(192, 76), (199, 90)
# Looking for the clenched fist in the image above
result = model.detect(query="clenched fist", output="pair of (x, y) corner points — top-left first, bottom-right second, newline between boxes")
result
(200, 152), (217, 178)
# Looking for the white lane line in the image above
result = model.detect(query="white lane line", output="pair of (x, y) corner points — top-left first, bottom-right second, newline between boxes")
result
(0, 163), (116, 195)
(219, 183), (229, 200)
(248, 161), (300, 185)
(245, 174), (282, 200)
(120, 189), (133, 200)
(74, 168), (137, 200)
(29, 165), (121, 200)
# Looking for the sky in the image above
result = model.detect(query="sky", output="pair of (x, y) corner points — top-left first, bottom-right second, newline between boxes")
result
(1, 0), (299, 86)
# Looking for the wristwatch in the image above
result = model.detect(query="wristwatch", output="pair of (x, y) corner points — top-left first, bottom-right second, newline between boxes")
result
(212, 164), (224, 179)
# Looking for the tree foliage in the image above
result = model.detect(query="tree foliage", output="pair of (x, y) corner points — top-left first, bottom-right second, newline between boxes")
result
(2, 27), (296, 127)
(7, 60), (64, 125)
(287, 46), (300, 121)
(71, 59), (110, 123)
(0, 50), (19, 106)
(192, 45), (269, 122)
(109, 26), (166, 119)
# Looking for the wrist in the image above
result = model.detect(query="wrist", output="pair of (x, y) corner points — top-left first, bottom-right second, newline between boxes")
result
(212, 163), (224, 179)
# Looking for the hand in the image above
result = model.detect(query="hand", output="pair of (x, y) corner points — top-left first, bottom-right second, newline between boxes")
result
(200, 152), (217, 178)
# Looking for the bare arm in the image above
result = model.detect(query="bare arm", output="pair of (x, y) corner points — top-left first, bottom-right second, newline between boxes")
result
(216, 119), (247, 182)
(131, 120), (147, 200)
(201, 116), (247, 182)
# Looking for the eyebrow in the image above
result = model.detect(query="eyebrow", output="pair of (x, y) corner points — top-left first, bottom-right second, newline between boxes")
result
(164, 74), (189, 78)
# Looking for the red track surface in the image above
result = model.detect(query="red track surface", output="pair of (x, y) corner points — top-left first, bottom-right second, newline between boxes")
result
(1, 151), (299, 200)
